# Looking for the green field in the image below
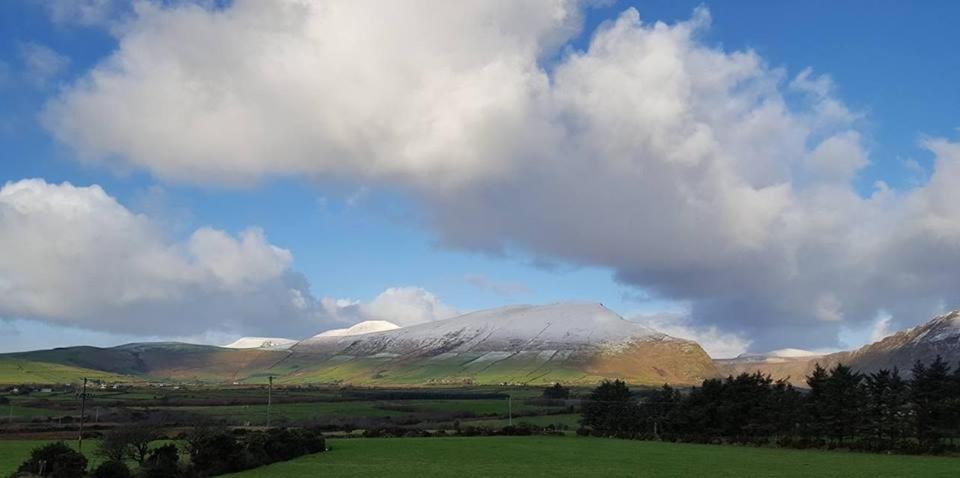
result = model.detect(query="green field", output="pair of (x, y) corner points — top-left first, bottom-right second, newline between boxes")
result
(459, 413), (580, 429)
(170, 398), (554, 424)
(226, 436), (960, 478)
(3, 436), (958, 477)
(0, 357), (128, 384)
(4, 405), (65, 418)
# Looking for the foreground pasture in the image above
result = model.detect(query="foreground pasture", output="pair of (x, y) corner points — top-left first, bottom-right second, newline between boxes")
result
(226, 436), (959, 478)
(2, 436), (957, 477)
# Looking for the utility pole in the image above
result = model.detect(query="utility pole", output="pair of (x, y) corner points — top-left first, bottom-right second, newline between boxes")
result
(266, 376), (273, 428)
(78, 378), (87, 453)
(508, 395), (512, 427)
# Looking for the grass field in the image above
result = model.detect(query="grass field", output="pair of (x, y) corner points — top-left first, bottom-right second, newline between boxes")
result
(226, 436), (960, 478)
(458, 413), (580, 429)
(3, 436), (958, 477)
(171, 398), (555, 424)
(4, 404), (64, 418)
(0, 357), (128, 384)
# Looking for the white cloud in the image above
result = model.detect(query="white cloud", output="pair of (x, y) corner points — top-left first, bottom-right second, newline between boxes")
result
(630, 312), (751, 359)
(321, 287), (459, 327)
(38, 0), (127, 29)
(870, 312), (894, 343)
(19, 42), (69, 87)
(806, 131), (868, 181)
(39, 2), (960, 350)
(0, 179), (327, 337)
(44, 0), (583, 185)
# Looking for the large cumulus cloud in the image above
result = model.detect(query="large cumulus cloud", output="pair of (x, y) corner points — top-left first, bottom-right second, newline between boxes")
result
(41, 1), (960, 350)
(0, 178), (326, 337)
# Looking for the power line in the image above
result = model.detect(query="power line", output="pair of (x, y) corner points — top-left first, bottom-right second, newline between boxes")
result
(78, 378), (87, 453)
(267, 375), (273, 428)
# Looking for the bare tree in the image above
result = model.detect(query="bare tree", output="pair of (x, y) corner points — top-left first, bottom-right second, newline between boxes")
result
(96, 424), (160, 466)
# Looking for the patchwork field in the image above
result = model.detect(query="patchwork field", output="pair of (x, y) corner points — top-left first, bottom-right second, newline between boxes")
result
(0, 385), (571, 433)
(224, 436), (960, 478)
(162, 397), (564, 425)
(458, 413), (580, 429)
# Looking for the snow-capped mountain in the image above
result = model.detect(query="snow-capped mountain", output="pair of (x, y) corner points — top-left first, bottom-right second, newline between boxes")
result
(290, 302), (717, 385)
(223, 337), (297, 350)
(296, 302), (662, 354)
(309, 320), (400, 339)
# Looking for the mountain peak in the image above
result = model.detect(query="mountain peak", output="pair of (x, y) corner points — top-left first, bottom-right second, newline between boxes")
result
(297, 301), (666, 355)
(907, 310), (960, 344)
(310, 320), (400, 339)
(223, 337), (297, 350)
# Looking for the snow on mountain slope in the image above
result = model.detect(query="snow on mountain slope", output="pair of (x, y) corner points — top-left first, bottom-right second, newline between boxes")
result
(296, 302), (671, 356)
(286, 302), (717, 385)
(310, 320), (400, 339)
(716, 310), (960, 384)
(824, 309), (960, 373)
(224, 337), (297, 350)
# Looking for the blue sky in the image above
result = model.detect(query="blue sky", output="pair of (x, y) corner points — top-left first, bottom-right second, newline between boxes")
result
(1, 1), (959, 356)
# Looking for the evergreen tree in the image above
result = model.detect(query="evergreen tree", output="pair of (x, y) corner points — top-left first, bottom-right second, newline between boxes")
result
(771, 378), (803, 440)
(863, 368), (910, 448)
(581, 379), (641, 438)
(911, 356), (952, 447)
(803, 363), (830, 440)
(824, 364), (865, 444)
(645, 384), (681, 440)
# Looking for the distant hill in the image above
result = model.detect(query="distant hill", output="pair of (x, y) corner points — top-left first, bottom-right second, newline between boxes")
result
(1, 343), (288, 384)
(0, 303), (716, 386)
(714, 351), (823, 385)
(715, 310), (960, 384)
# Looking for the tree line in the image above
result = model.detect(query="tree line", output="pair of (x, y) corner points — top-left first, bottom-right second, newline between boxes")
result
(581, 356), (960, 454)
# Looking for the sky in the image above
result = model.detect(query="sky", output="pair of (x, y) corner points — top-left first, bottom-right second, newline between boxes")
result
(1, 0), (959, 357)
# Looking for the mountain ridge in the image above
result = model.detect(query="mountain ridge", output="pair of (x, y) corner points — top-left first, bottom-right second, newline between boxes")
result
(4, 305), (959, 387)
(716, 310), (960, 383)
(0, 302), (716, 386)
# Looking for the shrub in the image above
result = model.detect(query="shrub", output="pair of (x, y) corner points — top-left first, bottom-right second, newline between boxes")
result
(14, 442), (87, 478)
(185, 427), (243, 476)
(183, 426), (326, 476)
(543, 383), (571, 399)
(91, 461), (132, 478)
(141, 444), (180, 478)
